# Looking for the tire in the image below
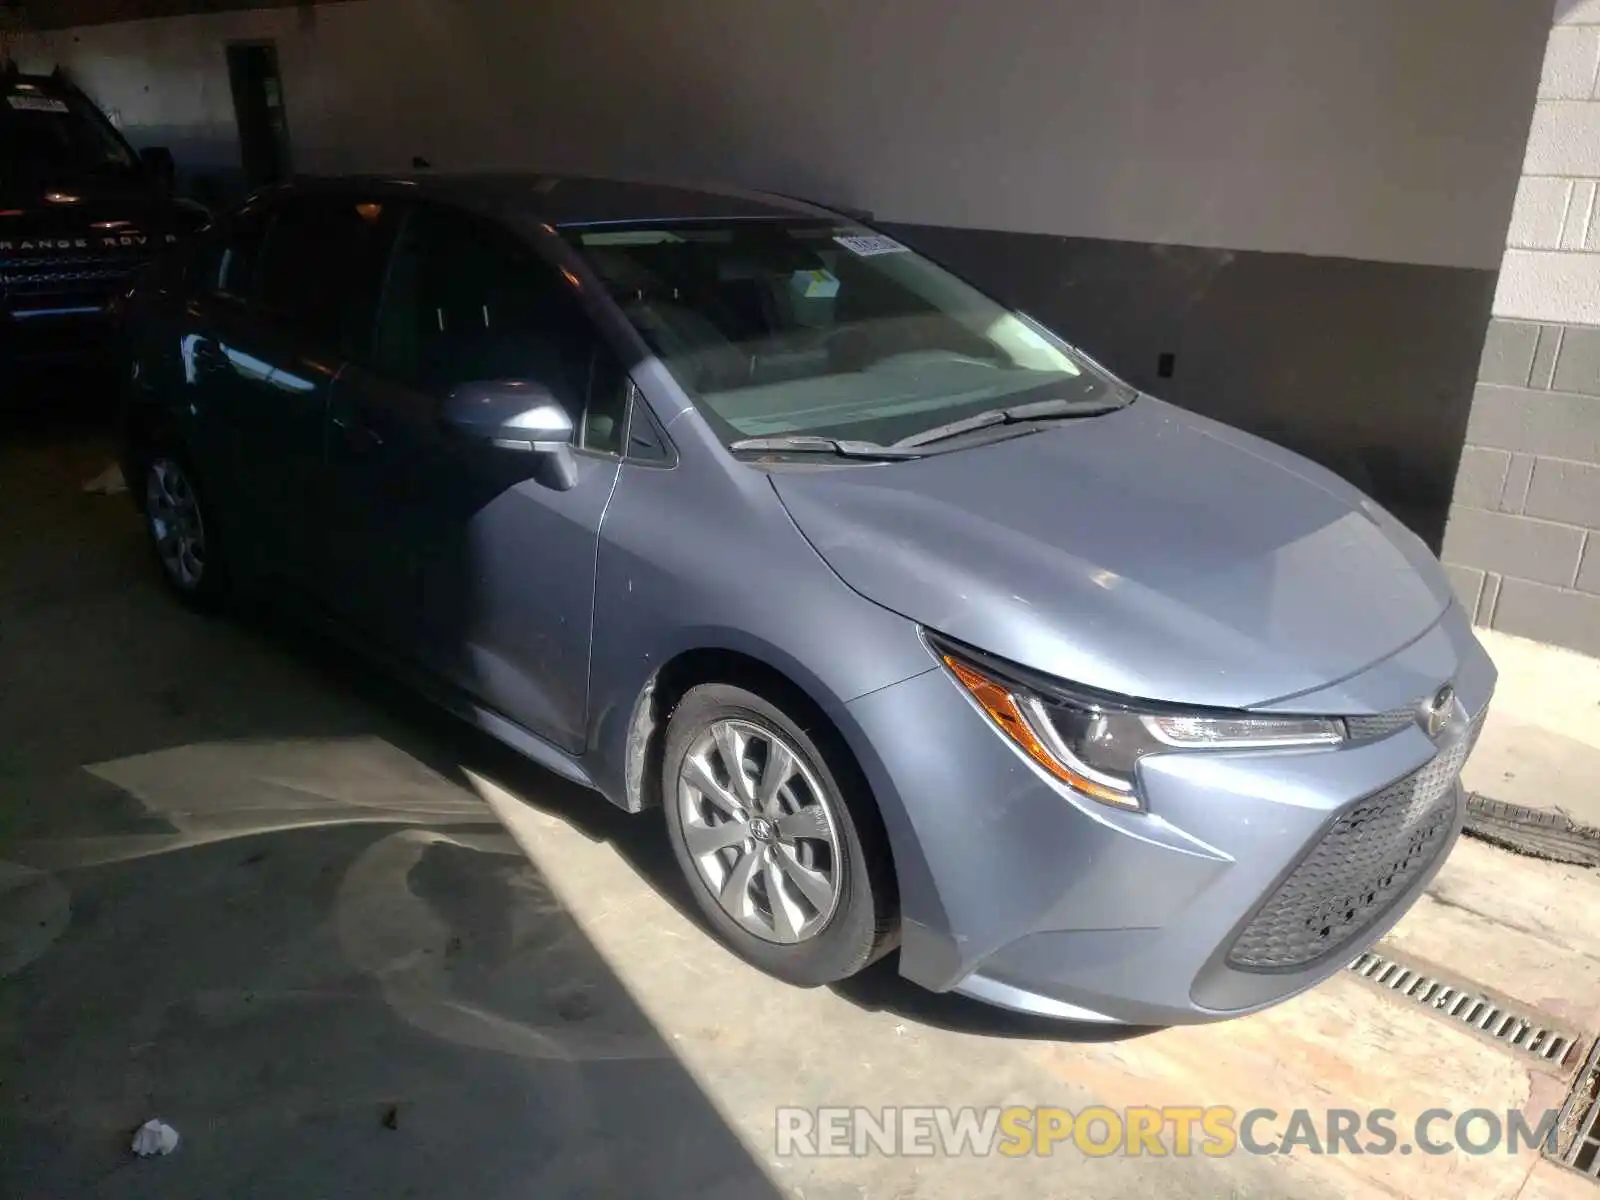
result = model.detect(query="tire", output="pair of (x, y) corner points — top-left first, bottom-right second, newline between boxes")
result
(661, 683), (897, 986)
(141, 448), (229, 610)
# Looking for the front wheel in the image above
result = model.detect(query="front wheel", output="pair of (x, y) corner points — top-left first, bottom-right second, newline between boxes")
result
(661, 683), (897, 985)
(143, 452), (228, 609)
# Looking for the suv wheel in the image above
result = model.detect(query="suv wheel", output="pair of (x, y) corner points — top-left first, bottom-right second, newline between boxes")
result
(662, 683), (897, 985)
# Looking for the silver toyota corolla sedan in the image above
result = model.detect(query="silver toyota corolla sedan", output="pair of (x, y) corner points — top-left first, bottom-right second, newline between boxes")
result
(120, 174), (1494, 1024)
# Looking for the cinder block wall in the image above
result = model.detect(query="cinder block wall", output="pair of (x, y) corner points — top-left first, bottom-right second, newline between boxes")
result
(1443, 0), (1600, 657)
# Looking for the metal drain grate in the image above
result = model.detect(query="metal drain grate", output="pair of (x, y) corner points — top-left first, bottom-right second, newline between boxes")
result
(1348, 950), (1580, 1067)
(1552, 1039), (1600, 1179)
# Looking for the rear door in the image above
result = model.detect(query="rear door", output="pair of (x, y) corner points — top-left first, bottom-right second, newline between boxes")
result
(191, 191), (399, 592)
(327, 204), (629, 751)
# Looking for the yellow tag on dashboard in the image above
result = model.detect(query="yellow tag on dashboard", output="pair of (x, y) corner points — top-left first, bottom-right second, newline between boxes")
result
(791, 268), (840, 299)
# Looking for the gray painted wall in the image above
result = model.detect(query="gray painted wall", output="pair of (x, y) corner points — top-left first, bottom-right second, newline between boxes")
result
(889, 226), (1497, 545)
(16, 0), (1547, 269)
(16, 1), (1556, 571)
(1444, 4), (1600, 656)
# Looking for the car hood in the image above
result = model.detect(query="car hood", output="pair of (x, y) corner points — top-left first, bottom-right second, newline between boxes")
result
(769, 397), (1452, 709)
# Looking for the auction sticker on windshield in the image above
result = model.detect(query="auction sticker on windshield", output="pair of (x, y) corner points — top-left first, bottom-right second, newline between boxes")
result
(834, 234), (908, 257)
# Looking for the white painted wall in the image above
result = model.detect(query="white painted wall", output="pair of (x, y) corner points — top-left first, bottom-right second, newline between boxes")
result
(1495, 2), (1600, 322)
(17, 0), (1548, 269)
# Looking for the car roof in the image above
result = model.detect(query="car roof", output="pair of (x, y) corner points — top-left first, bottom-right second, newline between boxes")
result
(275, 172), (843, 228)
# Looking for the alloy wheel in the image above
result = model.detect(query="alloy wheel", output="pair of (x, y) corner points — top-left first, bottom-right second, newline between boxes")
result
(676, 718), (843, 944)
(146, 458), (206, 590)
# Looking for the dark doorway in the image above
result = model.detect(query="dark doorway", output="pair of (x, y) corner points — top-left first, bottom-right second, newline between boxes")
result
(226, 41), (291, 188)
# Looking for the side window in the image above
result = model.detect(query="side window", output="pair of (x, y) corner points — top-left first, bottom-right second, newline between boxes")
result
(254, 195), (399, 351)
(580, 353), (629, 456)
(371, 206), (630, 454)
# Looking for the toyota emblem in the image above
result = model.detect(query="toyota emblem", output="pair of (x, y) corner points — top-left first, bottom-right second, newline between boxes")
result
(1422, 684), (1455, 739)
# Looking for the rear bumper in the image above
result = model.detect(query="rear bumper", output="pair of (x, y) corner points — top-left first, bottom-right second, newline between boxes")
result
(845, 602), (1496, 1025)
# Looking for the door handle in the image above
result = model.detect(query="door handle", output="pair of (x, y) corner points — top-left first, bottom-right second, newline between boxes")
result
(191, 339), (227, 374)
(331, 412), (384, 450)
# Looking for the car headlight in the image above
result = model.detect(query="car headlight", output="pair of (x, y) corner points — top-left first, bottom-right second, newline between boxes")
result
(932, 637), (1345, 810)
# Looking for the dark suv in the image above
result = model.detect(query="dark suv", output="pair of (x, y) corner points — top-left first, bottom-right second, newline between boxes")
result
(1, 66), (207, 368)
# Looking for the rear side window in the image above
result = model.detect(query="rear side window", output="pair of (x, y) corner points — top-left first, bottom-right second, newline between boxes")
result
(254, 195), (399, 351)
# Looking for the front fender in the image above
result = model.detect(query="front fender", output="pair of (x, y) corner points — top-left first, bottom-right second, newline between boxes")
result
(583, 459), (934, 810)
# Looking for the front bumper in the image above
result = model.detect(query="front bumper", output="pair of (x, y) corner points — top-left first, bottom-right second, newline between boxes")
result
(845, 601), (1496, 1025)
(2, 245), (152, 367)
(2, 306), (121, 367)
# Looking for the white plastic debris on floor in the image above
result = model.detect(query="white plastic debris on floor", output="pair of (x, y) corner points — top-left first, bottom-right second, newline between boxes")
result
(131, 1119), (179, 1157)
(82, 463), (126, 496)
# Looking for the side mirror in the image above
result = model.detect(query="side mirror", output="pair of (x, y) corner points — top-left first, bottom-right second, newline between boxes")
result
(140, 146), (176, 191)
(441, 380), (578, 490)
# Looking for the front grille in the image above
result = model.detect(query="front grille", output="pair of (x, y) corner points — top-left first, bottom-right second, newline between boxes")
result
(1344, 708), (1416, 743)
(1226, 712), (1484, 972)
(1, 250), (147, 313)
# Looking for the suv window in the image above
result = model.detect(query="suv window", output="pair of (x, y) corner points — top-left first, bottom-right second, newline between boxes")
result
(254, 195), (399, 351)
(1, 83), (139, 179)
(370, 206), (630, 454)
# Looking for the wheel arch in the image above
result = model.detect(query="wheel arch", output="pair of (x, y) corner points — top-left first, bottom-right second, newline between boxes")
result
(120, 395), (187, 514)
(618, 645), (851, 811)
(608, 641), (904, 912)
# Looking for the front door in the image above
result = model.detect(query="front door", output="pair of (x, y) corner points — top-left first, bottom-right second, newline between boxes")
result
(327, 205), (630, 752)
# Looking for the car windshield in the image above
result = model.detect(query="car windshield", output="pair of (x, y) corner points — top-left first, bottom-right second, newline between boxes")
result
(1, 85), (139, 180)
(565, 220), (1123, 447)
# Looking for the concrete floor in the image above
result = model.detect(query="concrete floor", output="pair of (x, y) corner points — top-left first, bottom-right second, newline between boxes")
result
(3, 396), (1598, 1199)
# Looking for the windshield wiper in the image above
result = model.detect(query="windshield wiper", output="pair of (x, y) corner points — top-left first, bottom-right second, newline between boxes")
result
(893, 396), (1126, 449)
(728, 434), (924, 460)
(727, 395), (1128, 458)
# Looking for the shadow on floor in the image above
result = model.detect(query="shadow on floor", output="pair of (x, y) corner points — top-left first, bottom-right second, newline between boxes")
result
(441, 697), (1161, 1047)
(3, 822), (783, 1200)
(0, 392), (783, 1198)
(3, 375), (1154, 1197)
(827, 958), (1165, 1043)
